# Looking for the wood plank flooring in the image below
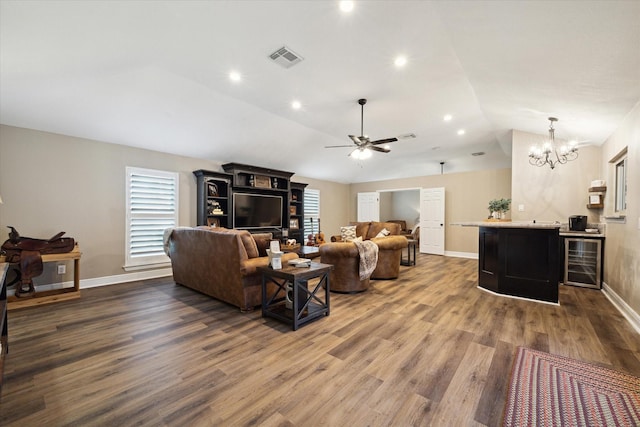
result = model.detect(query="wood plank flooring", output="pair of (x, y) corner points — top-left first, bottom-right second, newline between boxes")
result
(1, 254), (639, 426)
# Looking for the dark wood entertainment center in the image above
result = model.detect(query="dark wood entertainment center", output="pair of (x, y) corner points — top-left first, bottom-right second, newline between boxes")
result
(193, 163), (307, 244)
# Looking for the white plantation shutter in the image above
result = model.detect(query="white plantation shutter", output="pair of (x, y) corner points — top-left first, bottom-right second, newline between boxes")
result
(125, 167), (178, 268)
(303, 189), (320, 237)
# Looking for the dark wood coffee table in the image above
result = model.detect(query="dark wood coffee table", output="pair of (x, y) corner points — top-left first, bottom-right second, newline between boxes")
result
(259, 262), (332, 330)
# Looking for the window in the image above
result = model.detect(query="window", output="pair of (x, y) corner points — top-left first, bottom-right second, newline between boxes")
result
(303, 189), (320, 238)
(615, 157), (627, 213)
(125, 167), (178, 269)
(610, 148), (627, 214)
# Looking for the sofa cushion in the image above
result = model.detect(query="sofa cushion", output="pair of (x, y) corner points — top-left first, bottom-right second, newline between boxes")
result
(340, 225), (357, 242)
(352, 222), (371, 239)
(237, 230), (260, 258)
(254, 237), (271, 257)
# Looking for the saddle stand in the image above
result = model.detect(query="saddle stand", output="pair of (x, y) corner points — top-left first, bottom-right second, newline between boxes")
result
(1, 226), (75, 297)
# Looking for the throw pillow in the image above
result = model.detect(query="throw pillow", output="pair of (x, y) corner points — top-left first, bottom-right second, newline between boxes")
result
(375, 228), (390, 238)
(254, 238), (271, 257)
(340, 225), (357, 242)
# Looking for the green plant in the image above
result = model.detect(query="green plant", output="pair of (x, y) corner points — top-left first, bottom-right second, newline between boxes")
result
(488, 198), (511, 218)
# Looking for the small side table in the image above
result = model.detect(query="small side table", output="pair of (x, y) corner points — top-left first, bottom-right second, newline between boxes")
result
(260, 262), (332, 331)
(401, 239), (417, 266)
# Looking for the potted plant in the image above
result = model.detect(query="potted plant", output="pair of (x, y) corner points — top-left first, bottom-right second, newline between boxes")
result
(488, 198), (511, 220)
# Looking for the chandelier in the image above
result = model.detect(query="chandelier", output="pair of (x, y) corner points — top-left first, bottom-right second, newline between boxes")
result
(529, 117), (578, 169)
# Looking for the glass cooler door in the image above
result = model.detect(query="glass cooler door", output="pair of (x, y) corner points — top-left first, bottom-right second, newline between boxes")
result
(564, 238), (601, 289)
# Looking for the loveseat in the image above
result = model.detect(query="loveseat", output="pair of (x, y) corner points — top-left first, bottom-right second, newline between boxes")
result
(325, 221), (408, 281)
(166, 227), (298, 311)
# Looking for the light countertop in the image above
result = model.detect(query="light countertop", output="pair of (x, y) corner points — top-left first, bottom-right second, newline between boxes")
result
(452, 221), (561, 229)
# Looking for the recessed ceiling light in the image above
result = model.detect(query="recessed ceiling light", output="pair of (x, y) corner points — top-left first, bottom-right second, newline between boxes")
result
(394, 56), (407, 68)
(291, 100), (301, 110)
(229, 71), (241, 82)
(457, 129), (465, 135)
(443, 114), (452, 122)
(339, 1), (354, 13)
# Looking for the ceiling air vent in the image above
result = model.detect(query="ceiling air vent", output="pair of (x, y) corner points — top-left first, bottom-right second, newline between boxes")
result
(269, 46), (304, 69)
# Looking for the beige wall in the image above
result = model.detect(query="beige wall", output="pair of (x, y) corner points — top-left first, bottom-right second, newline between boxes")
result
(511, 130), (603, 224)
(0, 125), (349, 283)
(599, 101), (640, 315)
(290, 174), (350, 240)
(348, 169), (512, 254)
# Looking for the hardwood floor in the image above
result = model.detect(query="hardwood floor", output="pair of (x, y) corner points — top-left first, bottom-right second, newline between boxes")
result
(1, 254), (639, 426)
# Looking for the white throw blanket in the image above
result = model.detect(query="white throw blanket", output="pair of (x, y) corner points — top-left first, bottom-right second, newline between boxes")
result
(353, 240), (379, 280)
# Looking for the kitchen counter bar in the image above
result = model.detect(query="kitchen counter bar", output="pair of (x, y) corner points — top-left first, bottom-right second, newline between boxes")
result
(456, 222), (560, 303)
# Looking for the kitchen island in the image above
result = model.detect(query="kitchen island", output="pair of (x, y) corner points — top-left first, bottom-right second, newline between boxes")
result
(457, 222), (561, 303)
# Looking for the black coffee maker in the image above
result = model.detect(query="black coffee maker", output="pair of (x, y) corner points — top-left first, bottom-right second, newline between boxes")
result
(569, 215), (587, 231)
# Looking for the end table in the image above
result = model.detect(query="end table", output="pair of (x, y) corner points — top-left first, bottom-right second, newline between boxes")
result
(259, 262), (332, 330)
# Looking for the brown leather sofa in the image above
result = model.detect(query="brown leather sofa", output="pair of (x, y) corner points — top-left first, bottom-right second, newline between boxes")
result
(166, 227), (298, 311)
(326, 221), (408, 281)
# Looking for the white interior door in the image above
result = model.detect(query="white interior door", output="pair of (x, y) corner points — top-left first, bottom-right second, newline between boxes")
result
(357, 192), (380, 222)
(420, 187), (445, 255)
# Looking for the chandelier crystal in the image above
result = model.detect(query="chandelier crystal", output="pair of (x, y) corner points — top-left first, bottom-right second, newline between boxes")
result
(528, 117), (578, 169)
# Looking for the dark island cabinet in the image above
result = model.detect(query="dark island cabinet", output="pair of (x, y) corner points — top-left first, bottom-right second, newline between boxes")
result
(478, 226), (560, 303)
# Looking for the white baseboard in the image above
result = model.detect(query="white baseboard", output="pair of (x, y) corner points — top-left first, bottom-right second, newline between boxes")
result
(7, 268), (173, 297)
(81, 268), (173, 288)
(601, 281), (640, 335)
(445, 251), (478, 259)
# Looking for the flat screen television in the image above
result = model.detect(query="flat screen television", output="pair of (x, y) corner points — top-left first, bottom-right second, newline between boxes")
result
(233, 193), (283, 229)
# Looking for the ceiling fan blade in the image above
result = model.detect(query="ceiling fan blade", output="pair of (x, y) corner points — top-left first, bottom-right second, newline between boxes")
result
(325, 145), (356, 148)
(370, 146), (390, 153)
(348, 135), (363, 145)
(370, 137), (398, 145)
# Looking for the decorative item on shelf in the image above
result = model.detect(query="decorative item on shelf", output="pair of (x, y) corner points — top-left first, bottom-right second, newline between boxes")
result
(528, 117), (579, 169)
(281, 241), (301, 252)
(254, 175), (271, 188)
(272, 177), (278, 188)
(306, 233), (316, 246)
(290, 218), (299, 229)
(291, 193), (298, 201)
(207, 181), (219, 197)
(249, 174), (255, 187)
(207, 217), (220, 227)
(290, 206), (297, 215)
(487, 198), (512, 221)
(587, 182), (606, 209)
(208, 200), (224, 215)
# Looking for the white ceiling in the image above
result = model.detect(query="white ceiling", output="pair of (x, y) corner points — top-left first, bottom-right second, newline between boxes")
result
(1, 1), (639, 183)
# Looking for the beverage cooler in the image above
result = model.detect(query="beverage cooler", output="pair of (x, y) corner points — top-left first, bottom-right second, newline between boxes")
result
(564, 238), (602, 289)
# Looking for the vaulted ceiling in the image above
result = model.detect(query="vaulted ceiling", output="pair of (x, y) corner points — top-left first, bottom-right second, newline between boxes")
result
(1, 1), (639, 183)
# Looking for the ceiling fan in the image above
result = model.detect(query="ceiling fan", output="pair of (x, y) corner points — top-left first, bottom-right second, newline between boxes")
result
(325, 98), (399, 157)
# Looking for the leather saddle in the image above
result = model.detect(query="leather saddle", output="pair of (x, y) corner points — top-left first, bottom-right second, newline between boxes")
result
(1, 226), (75, 297)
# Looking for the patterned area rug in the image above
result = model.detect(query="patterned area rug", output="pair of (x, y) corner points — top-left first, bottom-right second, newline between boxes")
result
(503, 347), (640, 426)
